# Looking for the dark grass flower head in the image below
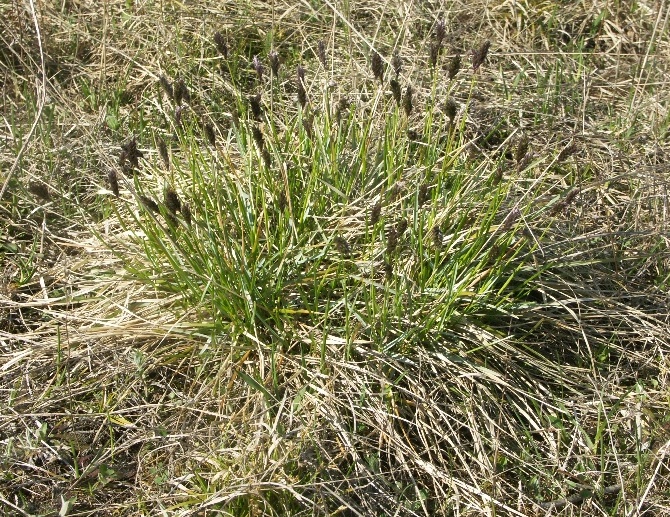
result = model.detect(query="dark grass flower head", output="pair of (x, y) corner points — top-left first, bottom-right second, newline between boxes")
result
(464, 141), (481, 163)
(317, 40), (327, 67)
(435, 19), (446, 47)
(164, 187), (181, 214)
(396, 218), (408, 237)
(252, 126), (264, 149)
(492, 162), (505, 185)
(429, 42), (440, 69)
(472, 40), (491, 71)
(390, 79), (402, 106)
(297, 65), (308, 108)
(388, 182), (404, 202)
(407, 128), (421, 141)
(557, 142), (579, 162)
(269, 50), (280, 76)
(444, 98), (458, 124)
(371, 51), (384, 83)
(392, 52), (402, 77)
(252, 55), (264, 82)
(418, 182), (430, 206)
(173, 78), (190, 105)
(447, 53), (461, 79)
(108, 170), (119, 197)
(384, 260), (393, 280)
(370, 200), (382, 226)
(517, 152), (534, 172)
(386, 227), (398, 254)
(157, 138), (169, 169)
(29, 181), (51, 201)
(203, 122), (216, 146)
(336, 97), (350, 123)
(159, 75), (173, 100)
(262, 148), (272, 168)
(120, 136), (144, 170)
(563, 188), (579, 207)
(174, 106), (185, 128)
(515, 135), (529, 164)
(501, 206), (520, 231)
(181, 202), (192, 225)
(403, 85), (413, 116)
(249, 93), (262, 120)
(432, 226), (444, 248)
(302, 115), (313, 138)
(213, 31), (228, 58)
(551, 188), (579, 215)
(333, 236), (351, 257)
(277, 190), (287, 212)
(140, 195), (159, 213)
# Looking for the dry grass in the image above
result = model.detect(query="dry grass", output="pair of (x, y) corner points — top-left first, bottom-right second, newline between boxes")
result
(1, 1), (670, 516)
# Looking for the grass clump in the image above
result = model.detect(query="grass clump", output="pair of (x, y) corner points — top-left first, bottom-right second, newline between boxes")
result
(1, 1), (669, 516)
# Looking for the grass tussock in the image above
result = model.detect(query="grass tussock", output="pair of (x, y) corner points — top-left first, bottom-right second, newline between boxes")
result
(1, 1), (670, 516)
